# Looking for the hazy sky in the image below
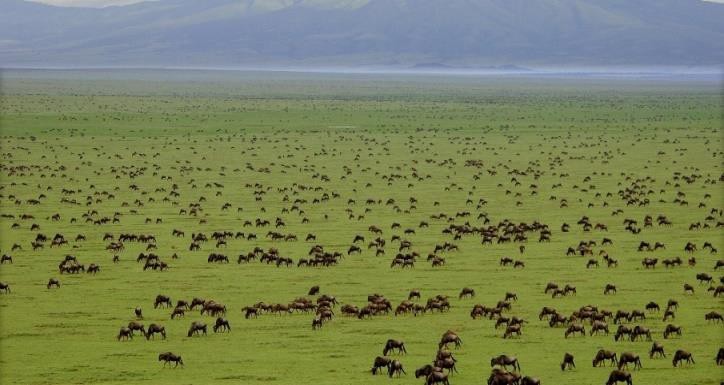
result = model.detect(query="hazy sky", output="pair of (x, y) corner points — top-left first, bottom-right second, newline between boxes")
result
(23, 0), (724, 7)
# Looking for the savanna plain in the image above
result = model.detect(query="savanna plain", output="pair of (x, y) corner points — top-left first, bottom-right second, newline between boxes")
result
(0, 70), (722, 385)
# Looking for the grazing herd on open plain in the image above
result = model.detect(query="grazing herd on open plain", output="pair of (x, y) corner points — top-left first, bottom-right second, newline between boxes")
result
(1, 118), (723, 385)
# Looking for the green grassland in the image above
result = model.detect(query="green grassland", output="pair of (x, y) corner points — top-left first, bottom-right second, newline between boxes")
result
(0, 70), (722, 385)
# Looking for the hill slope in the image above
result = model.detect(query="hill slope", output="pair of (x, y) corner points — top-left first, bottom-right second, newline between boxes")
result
(3, 0), (724, 67)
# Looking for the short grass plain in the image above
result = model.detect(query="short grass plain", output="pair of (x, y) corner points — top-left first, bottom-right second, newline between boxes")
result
(0, 70), (722, 385)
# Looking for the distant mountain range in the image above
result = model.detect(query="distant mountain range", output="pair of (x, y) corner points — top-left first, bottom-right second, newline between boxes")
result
(2, 0), (724, 69)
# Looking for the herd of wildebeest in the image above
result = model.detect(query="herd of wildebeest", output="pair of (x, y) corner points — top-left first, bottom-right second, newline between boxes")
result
(1, 125), (723, 385)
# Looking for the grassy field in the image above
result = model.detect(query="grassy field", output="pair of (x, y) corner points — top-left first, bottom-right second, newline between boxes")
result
(0, 70), (722, 385)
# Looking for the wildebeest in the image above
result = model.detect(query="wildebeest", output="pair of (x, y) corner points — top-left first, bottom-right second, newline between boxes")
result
(487, 368), (521, 385)
(187, 321), (207, 337)
(371, 356), (391, 375)
(604, 284), (617, 295)
(593, 349), (618, 367)
(561, 352), (575, 370)
(459, 287), (475, 299)
(127, 321), (145, 336)
(650, 342), (666, 358)
(663, 324), (682, 339)
(47, 278), (60, 289)
(383, 339), (407, 355)
(213, 317), (230, 332)
(645, 301), (659, 312)
(705, 311), (724, 322)
(672, 349), (694, 367)
(503, 324), (522, 339)
(117, 327), (133, 341)
(618, 352), (642, 370)
(387, 359), (405, 377)
(154, 294), (172, 308)
(565, 323), (585, 338)
(439, 330), (462, 349)
(0, 282), (10, 294)
(606, 369), (632, 385)
(630, 325), (652, 341)
(145, 324), (166, 340)
(425, 371), (449, 385)
(490, 354), (521, 371)
(158, 352), (183, 367)
(590, 321), (609, 336)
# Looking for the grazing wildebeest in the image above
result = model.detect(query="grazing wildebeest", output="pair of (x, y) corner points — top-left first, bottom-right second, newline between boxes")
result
(439, 331), (462, 349)
(717, 347), (724, 365)
(630, 325), (652, 341)
(158, 352), (183, 367)
(667, 299), (679, 310)
(645, 302), (659, 312)
(459, 287), (475, 299)
(618, 352), (642, 370)
(590, 321), (610, 336)
(520, 376), (541, 385)
(308, 285), (320, 296)
(490, 355), (521, 371)
(628, 310), (645, 322)
(1, 254), (12, 264)
(0, 282), (10, 294)
(672, 350), (694, 367)
(415, 364), (436, 379)
(705, 311), (724, 322)
(213, 317), (230, 332)
(561, 352), (575, 370)
(696, 272), (713, 284)
(371, 356), (392, 375)
(606, 370), (632, 385)
(604, 284), (616, 295)
(565, 324), (585, 338)
(614, 325), (632, 341)
(187, 321), (207, 337)
(593, 350), (618, 367)
(127, 321), (145, 336)
(117, 327), (133, 341)
(383, 339), (407, 355)
(387, 359), (405, 377)
(503, 324), (522, 339)
(683, 283), (695, 294)
(488, 368), (521, 385)
(135, 307), (143, 319)
(436, 350), (456, 363)
(434, 356), (457, 374)
(145, 324), (166, 340)
(539, 306), (557, 320)
(154, 294), (172, 308)
(650, 342), (666, 358)
(663, 324), (682, 339)
(426, 371), (449, 385)
(242, 306), (258, 319)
